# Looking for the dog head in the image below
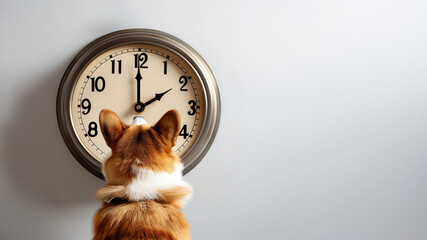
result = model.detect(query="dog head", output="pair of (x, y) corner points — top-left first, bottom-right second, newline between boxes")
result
(99, 109), (181, 184)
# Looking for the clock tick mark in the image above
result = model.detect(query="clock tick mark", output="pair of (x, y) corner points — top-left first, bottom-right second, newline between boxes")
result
(138, 48), (141, 51)
(188, 76), (192, 79)
(84, 134), (88, 137)
(86, 75), (90, 79)
(109, 55), (113, 58)
(166, 55), (170, 59)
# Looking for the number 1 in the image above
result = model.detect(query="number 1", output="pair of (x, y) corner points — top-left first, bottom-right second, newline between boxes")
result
(163, 61), (167, 75)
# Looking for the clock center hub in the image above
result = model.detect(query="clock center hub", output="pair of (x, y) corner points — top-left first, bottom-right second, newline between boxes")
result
(134, 103), (145, 113)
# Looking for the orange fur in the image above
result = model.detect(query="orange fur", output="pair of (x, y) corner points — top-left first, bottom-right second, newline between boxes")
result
(93, 201), (190, 240)
(95, 185), (127, 202)
(93, 109), (192, 240)
(158, 185), (194, 209)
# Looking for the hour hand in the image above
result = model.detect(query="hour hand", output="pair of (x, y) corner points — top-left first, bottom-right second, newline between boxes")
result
(144, 88), (172, 107)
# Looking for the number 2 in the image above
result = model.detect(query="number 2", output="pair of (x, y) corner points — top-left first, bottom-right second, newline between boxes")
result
(179, 76), (188, 91)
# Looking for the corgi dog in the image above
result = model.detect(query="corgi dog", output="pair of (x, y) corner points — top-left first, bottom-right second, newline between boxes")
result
(93, 109), (193, 240)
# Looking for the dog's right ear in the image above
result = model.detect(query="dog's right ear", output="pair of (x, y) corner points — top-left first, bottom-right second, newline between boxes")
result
(99, 109), (126, 148)
(153, 110), (180, 149)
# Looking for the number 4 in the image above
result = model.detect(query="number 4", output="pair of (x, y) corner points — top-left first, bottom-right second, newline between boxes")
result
(179, 124), (189, 139)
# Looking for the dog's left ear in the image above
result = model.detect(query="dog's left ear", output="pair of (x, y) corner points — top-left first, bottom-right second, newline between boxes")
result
(99, 109), (126, 148)
(153, 110), (180, 149)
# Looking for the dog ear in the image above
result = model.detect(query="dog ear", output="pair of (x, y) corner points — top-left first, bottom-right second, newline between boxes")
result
(153, 110), (180, 149)
(99, 109), (126, 147)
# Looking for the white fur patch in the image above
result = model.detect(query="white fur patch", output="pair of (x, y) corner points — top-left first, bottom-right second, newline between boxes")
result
(131, 116), (148, 125)
(126, 162), (192, 206)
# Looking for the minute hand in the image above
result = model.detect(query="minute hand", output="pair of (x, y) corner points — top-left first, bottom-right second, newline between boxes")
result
(134, 57), (145, 113)
(144, 88), (172, 107)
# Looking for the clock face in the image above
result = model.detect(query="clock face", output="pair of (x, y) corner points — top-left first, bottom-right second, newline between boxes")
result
(70, 44), (206, 163)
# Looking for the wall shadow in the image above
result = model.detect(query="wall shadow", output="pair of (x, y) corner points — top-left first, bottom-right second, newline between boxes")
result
(1, 62), (103, 207)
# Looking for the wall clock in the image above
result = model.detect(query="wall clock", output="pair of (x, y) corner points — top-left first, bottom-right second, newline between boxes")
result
(57, 29), (221, 179)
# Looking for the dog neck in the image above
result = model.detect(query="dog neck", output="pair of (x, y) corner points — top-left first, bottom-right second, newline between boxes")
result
(125, 162), (191, 201)
(96, 162), (193, 208)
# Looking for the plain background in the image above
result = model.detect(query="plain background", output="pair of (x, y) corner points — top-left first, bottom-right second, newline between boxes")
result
(1, 0), (427, 239)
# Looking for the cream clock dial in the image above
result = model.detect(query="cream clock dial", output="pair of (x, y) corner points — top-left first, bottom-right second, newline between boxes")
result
(57, 29), (220, 179)
(71, 45), (205, 161)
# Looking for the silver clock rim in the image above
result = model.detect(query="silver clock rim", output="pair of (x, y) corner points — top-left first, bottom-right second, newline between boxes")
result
(56, 29), (221, 180)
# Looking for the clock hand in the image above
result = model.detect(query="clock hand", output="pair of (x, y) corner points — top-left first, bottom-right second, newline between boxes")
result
(134, 57), (145, 113)
(144, 88), (173, 107)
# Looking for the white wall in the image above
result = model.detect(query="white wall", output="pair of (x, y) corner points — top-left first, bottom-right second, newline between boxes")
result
(1, 0), (427, 239)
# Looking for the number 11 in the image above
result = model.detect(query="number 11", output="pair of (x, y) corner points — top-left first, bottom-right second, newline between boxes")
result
(111, 60), (122, 74)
